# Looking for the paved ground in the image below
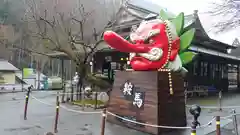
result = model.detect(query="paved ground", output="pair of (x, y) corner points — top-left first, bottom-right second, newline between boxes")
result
(187, 90), (240, 135)
(0, 91), (150, 135)
(0, 90), (239, 135)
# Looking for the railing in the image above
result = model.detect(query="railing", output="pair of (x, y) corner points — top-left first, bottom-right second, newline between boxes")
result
(0, 84), (31, 92)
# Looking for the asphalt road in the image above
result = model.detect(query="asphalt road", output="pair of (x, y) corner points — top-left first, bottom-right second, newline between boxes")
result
(0, 91), (239, 135)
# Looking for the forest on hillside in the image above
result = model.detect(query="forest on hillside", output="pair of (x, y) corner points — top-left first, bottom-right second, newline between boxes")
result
(0, 0), (123, 79)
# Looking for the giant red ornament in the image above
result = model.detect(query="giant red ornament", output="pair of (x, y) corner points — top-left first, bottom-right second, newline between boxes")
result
(103, 19), (180, 71)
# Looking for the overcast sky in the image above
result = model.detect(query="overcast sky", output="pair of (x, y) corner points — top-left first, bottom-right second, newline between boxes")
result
(149, 0), (240, 45)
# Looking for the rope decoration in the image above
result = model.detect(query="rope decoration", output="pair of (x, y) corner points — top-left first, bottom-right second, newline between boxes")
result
(29, 94), (222, 130)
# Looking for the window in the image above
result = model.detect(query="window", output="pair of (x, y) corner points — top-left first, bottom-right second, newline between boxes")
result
(131, 25), (138, 32)
(204, 62), (208, 76)
(193, 61), (198, 75)
(105, 56), (112, 62)
(122, 27), (131, 33)
(219, 65), (223, 78)
(211, 64), (215, 79)
(200, 62), (204, 76)
(215, 64), (219, 72)
(221, 65), (224, 78)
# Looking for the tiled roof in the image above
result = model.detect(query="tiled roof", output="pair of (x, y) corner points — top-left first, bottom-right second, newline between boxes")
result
(0, 60), (19, 71)
(116, 0), (194, 29)
(127, 0), (175, 17)
(184, 14), (195, 27)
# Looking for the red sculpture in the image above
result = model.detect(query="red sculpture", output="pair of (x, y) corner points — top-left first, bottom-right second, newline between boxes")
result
(103, 19), (180, 71)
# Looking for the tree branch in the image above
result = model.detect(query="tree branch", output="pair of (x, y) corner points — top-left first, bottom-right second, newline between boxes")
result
(208, 0), (240, 32)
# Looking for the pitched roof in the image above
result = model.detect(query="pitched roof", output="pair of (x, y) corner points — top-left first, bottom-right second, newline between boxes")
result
(0, 60), (19, 71)
(114, 1), (197, 32)
(112, 0), (175, 28)
(127, 0), (175, 17)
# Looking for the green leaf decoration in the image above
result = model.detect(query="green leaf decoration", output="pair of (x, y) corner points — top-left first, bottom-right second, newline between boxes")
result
(180, 28), (195, 52)
(125, 36), (130, 41)
(159, 10), (169, 20)
(172, 12), (184, 36)
(180, 51), (197, 65)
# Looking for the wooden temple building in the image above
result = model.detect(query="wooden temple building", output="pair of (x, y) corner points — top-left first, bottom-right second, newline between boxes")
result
(94, 0), (240, 93)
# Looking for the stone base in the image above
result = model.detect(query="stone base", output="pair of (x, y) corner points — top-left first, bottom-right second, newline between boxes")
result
(107, 71), (186, 135)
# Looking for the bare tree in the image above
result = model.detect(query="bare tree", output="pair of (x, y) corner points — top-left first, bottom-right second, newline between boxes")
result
(209, 0), (240, 32)
(23, 0), (124, 99)
(0, 0), (42, 69)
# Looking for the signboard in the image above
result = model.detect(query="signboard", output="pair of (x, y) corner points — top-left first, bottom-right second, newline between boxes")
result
(121, 80), (135, 101)
(120, 81), (145, 109)
(131, 90), (145, 110)
(115, 80), (146, 127)
(110, 62), (117, 69)
(23, 68), (36, 79)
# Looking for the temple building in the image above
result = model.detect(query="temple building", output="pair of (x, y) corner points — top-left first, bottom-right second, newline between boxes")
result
(94, 0), (240, 93)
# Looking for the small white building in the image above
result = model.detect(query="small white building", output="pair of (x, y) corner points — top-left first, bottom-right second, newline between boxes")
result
(0, 60), (19, 84)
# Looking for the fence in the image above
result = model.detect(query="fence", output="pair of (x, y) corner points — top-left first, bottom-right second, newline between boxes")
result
(220, 111), (239, 135)
(0, 84), (31, 93)
(21, 89), (240, 135)
(184, 90), (240, 135)
(61, 85), (109, 106)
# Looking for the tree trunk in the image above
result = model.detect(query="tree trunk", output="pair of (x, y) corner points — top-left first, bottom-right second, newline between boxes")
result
(77, 77), (83, 100)
(71, 85), (74, 102)
(76, 64), (87, 101)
